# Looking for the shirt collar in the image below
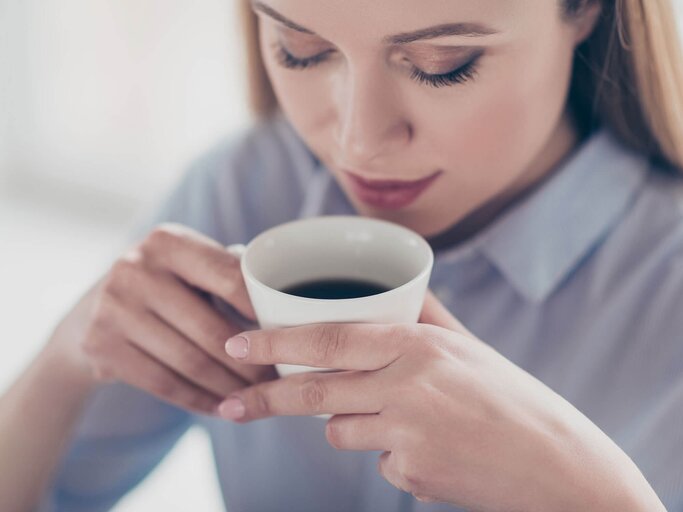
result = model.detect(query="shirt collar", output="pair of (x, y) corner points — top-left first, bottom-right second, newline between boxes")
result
(472, 127), (649, 303)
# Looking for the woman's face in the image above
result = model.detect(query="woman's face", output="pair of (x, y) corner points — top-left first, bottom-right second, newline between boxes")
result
(253, 0), (600, 238)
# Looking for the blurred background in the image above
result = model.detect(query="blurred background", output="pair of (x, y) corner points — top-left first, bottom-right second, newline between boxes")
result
(0, 0), (249, 510)
(2, 1), (683, 511)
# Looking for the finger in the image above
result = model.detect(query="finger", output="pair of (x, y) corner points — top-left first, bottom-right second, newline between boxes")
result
(324, 413), (390, 452)
(225, 323), (413, 370)
(419, 289), (472, 336)
(144, 272), (276, 385)
(377, 451), (412, 495)
(144, 224), (256, 321)
(122, 307), (249, 397)
(377, 451), (435, 502)
(219, 370), (383, 422)
(105, 341), (222, 415)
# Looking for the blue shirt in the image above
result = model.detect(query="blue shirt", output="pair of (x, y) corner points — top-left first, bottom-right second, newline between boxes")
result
(39, 114), (683, 511)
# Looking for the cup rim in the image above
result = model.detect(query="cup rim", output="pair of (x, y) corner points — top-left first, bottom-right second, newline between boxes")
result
(240, 215), (434, 304)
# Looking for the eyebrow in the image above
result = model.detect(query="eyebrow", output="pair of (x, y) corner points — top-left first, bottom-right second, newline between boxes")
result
(250, 1), (499, 43)
(386, 23), (499, 44)
(251, 1), (314, 34)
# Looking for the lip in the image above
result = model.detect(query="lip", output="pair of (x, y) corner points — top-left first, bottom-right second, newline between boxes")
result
(344, 169), (442, 210)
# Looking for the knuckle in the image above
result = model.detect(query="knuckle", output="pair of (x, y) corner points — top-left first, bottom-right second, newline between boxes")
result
(106, 255), (144, 296)
(397, 324), (429, 356)
(81, 342), (97, 360)
(311, 324), (346, 366)
(204, 321), (231, 350)
(418, 324), (442, 346)
(82, 311), (122, 359)
(91, 362), (115, 382)
(397, 458), (425, 493)
(218, 275), (239, 300)
(81, 336), (119, 382)
(446, 334), (474, 363)
(299, 376), (327, 412)
(391, 448), (428, 495)
(252, 388), (273, 416)
(390, 323), (417, 342)
(183, 350), (213, 376)
(143, 224), (182, 257)
(419, 337), (448, 361)
(259, 331), (277, 363)
(190, 245), (244, 303)
(210, 252), (241, 287)
(385, 324), (414, 354)
(404, 474), (425, 494)
(81, 336), (106, 360)
(186, 392), (215, 413)
(421, 324), (468, 362)
(90, 296), (121, 335)
(101, 367), (116, 381)
(90, 312), (114, 337)
(150, 374), (180, 398)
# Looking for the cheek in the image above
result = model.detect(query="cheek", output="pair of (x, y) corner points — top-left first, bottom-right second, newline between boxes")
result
(424, 39), (576, 196)
(260, 41), (336, 151)
(269, 70), (332, 128)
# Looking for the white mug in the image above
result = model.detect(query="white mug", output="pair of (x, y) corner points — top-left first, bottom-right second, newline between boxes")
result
(226, 215), (434, 417)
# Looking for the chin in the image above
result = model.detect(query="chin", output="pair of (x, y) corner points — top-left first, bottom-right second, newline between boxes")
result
(357, 203), (442, 237)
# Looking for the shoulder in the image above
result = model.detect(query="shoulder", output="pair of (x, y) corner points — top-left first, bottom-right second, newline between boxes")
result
(131, 114), (318, 244)
(189, 113), (315, 187)
(598, 161), (683, 333)
(640, 164), (683, 219)
(623, 164), (683, 266)
(637, 166), (683, 311)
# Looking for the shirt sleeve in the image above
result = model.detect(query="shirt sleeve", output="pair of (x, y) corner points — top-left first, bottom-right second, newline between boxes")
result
(35, 383), (193, 512)
(35, 135), (252, 512)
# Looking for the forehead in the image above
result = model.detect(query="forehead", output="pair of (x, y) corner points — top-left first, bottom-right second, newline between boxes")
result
(258, 0), (538, 41)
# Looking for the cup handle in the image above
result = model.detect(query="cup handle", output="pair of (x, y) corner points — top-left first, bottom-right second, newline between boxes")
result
(226, 243), (246, 259)
(212, 243), (255, 329)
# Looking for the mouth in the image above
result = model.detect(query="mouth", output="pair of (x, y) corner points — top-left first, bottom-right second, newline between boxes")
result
(343, 169), (443, 210)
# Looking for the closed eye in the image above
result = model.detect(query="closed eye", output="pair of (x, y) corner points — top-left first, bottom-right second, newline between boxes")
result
(409, 57), (480, 88)
(272, 42), (481, 89)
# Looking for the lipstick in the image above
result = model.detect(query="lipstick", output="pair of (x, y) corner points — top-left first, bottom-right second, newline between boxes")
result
(344, 170), (442, 210)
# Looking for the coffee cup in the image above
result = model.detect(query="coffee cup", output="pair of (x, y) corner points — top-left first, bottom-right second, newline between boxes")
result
(226, 215), (434, 386)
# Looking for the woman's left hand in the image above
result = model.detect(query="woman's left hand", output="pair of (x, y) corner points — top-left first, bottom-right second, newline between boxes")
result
(217, 290), (658, 511)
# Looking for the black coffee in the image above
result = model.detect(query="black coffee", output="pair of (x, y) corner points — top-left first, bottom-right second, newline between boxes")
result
(281, 278), (390, 299)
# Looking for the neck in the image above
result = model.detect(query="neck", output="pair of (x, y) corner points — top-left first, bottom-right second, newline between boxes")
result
(427, 110), (584, 254)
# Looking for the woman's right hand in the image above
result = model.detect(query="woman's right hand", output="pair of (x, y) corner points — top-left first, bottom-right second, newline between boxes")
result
(50, 223), (277, 415)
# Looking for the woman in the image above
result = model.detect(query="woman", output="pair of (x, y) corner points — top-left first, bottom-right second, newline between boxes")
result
(1, 0), (682, 510)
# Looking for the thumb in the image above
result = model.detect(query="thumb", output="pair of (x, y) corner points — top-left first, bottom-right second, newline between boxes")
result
(419, 289), (473, 337)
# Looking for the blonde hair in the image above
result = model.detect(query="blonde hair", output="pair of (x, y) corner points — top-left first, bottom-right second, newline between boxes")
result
(237, 0), (683, 174)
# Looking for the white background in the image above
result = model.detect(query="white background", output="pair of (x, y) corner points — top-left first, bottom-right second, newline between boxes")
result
(1, 1), (683, 511)
(1, 1), (249, 510)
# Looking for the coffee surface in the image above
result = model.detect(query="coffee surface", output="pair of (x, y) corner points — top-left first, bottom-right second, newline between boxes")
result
(281, 278), (390, 299)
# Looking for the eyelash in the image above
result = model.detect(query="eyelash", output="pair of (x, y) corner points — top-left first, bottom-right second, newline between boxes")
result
(409, 58), (479, 88)
(274, 44), (335, 70)
(273, 43), (480, 89)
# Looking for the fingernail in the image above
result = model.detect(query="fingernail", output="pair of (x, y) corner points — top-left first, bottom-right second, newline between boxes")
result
(225, 335), (249, 359)
(218, 397), (245, 420)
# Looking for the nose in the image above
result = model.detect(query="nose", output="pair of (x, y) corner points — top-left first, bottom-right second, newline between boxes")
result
(334, 64), (412, 168)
